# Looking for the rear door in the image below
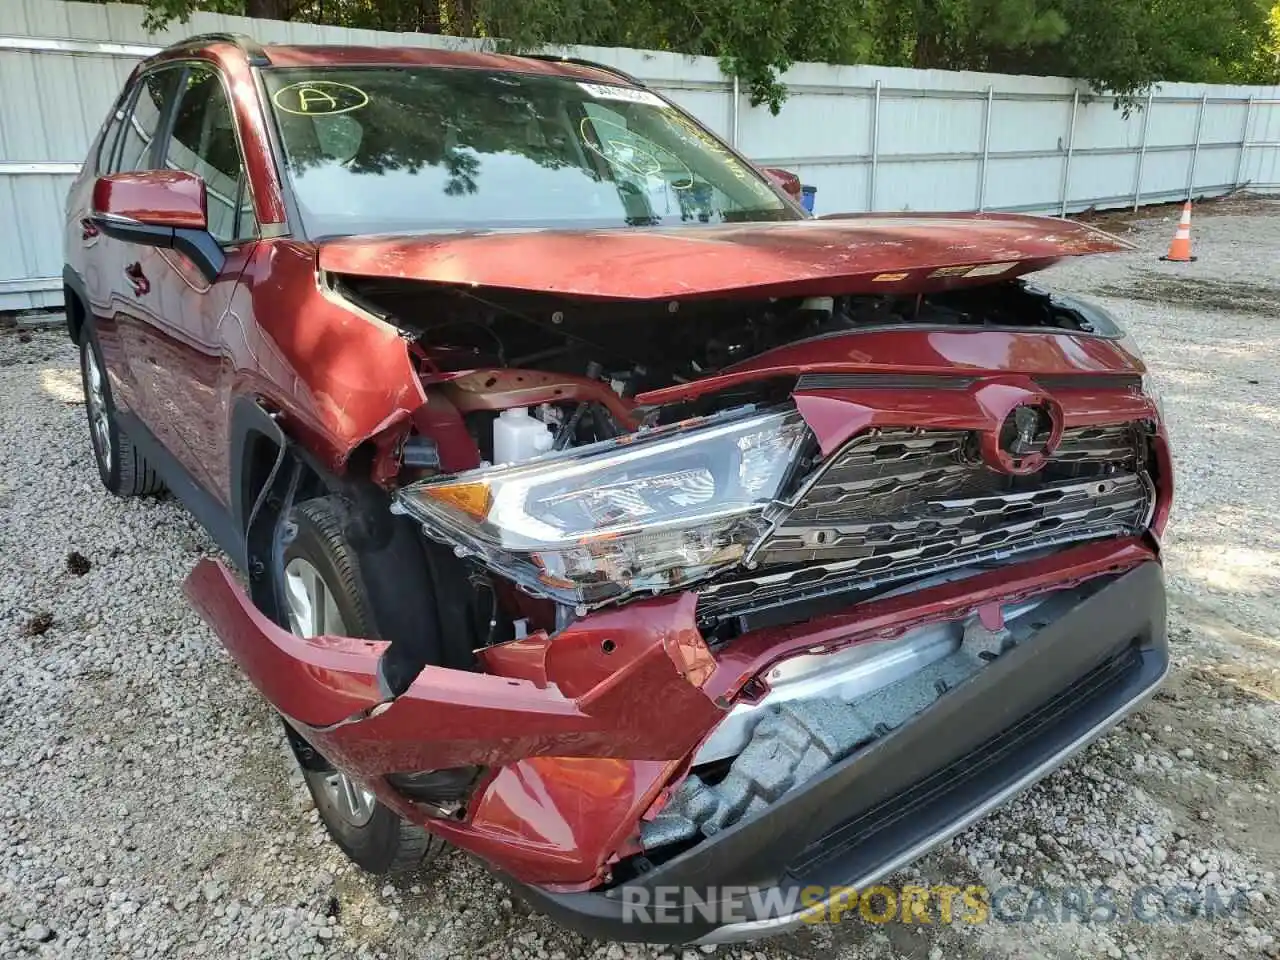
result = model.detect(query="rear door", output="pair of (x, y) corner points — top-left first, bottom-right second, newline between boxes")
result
(138, 63), (259, 499)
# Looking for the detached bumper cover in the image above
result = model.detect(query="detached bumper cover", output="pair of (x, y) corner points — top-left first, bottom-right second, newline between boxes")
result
(185, 540), (1163, 896)
(516, 561), (1168, 943)
(183, 561), (724, 771)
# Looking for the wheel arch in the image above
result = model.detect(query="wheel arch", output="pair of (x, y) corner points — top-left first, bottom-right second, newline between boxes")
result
(62, 265), (89, 344)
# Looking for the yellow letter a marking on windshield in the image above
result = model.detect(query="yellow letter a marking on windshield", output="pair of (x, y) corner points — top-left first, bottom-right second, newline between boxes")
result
(297, 86), (339, 113)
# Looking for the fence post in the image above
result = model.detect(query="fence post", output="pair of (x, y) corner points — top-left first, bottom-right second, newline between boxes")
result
(1187, 90), (1207, 200)
(1060, 89), (1079, 216)
(1133, 88), (1154, 211)
(730, 74), (740, 148)
(1234, 94), (1254, 189)
(978, 84), (993, 211)
(868, 79), (881, 211)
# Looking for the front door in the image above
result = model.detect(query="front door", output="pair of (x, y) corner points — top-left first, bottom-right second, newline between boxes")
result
(139, 63), (260, 500)
(90, 65), (184, 437)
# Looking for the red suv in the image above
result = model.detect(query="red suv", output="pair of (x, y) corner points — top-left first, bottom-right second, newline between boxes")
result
(65, 33), (1172, 943)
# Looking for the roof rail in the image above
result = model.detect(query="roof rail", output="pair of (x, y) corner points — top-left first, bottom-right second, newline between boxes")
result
(163, 33), (270, 67)
(519, 54), (643, 87)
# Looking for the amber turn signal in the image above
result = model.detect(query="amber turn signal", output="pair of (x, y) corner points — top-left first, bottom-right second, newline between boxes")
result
(420, 480), (492, 520)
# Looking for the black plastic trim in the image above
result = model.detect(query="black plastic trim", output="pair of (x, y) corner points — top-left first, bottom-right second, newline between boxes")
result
(513, 562), (1168, 943)
(1034, 373), (1143, 392)
(796, 373), (978, 391)
(92, 216), (227, 283)
(228, 395), (287, 541)
(164, 33), (270, 67)
(519, 54), (643, 86)
(62, 265), (89, 343)
(794, 372), (1142, 393)
(116, 411), (245, 566)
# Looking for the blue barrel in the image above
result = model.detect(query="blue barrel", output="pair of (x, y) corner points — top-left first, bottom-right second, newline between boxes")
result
(800, 185), (817, 213)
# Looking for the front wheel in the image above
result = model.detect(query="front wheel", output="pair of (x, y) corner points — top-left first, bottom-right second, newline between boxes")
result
(282, 496), (445, 874)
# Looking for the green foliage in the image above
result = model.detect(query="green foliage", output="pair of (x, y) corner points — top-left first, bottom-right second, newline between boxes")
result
(121, 0), (1280, 112)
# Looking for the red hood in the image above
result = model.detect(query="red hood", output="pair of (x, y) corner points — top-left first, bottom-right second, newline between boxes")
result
(316, 213), (1133, 301)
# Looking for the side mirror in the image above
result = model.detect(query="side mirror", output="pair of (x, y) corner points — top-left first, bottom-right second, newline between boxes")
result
(91, 171), (225, 282)
(762, 166), (803, 203)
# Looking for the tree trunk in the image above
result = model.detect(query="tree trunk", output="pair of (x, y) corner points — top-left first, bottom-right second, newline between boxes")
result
(419, 0), (443, 33)
(913, 30), (942, 67)
(448, 0), (478, 37)
(245, 0), (292, 22)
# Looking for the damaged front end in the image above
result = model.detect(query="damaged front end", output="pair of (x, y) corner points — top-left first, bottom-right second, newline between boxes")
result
(185, 213), (1172, 941)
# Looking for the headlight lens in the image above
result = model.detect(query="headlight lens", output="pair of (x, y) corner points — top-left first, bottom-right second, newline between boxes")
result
(395, 408), (810, 606)
(1140, 370), (1165, 419)
(1119, 331), (1164, 421)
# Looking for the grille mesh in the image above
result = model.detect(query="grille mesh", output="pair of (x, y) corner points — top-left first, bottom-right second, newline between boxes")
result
(698, 423), (1150, 621)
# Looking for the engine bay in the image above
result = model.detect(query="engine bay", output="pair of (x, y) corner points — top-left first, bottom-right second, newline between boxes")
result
(334, 274), (1122, 411)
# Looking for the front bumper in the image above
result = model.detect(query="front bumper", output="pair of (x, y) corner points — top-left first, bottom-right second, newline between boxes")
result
(517, 560), (1168, 943)
(185, 539), (1166, 930)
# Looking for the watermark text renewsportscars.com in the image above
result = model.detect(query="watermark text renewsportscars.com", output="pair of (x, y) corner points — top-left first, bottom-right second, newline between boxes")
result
(618, 883), (1250, 926)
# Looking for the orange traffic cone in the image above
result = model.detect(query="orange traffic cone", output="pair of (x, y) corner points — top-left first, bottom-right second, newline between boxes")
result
(1161, 201), (1196, 262)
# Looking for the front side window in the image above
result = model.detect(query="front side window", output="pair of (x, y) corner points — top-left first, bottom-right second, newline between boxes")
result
(114, 67), (181, 173)
(163, 65), (256, 245)
(94, 95), (128, 175)
(262, 68), (796, 237)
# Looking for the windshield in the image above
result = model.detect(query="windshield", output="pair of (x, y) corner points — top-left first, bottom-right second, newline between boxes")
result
(262, 67), (797, 236)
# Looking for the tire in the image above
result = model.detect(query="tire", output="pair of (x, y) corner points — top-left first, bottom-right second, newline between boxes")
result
(281, 495), (446, 874)
(79, 318), (165, 497)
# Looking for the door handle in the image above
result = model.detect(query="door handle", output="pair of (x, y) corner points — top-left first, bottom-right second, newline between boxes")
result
(80, 218), (100, 241)
(124, 262), (150, 297)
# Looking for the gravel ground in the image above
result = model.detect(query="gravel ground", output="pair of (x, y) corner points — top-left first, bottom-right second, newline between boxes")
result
(1, 197), (1278, 960)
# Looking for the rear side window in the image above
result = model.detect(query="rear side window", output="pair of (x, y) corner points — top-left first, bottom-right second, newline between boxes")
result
(163, 65), (256, 245)
(115, 68), (182, 172)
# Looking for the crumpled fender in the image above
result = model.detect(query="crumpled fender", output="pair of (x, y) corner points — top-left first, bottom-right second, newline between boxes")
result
(184, 560), (726, 777)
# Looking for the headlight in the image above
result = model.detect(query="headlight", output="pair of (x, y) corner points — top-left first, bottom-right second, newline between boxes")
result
(1116, 327), (1164, 421)
(395, 407), (810, 606)
(1140, 370), (1165, 419)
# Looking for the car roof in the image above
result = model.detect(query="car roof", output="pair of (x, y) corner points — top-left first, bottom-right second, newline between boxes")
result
(164, 36), (639, 86)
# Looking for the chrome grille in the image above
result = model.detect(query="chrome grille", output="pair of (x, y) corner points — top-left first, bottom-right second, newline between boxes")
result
(698, 423), (1150, 621)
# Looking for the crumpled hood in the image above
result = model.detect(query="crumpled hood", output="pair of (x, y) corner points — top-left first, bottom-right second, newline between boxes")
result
(316, 213), (1133, 301)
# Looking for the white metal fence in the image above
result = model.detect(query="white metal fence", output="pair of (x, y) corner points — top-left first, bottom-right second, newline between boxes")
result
(3, 0), (1280, 311)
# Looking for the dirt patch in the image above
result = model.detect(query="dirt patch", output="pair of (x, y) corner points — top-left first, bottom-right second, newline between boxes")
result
(1095, 274), (1280, 315)
(22, 610), (54, 636)
(1075, 192), (1280, 232)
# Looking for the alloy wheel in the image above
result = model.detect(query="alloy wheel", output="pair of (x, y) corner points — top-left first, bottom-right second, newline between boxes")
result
(83, 343), (113, 473)
(283, 556), (377, 828)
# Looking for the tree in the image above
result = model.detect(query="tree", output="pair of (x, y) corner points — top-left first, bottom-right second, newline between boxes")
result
(124, 0), (1280, 112)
